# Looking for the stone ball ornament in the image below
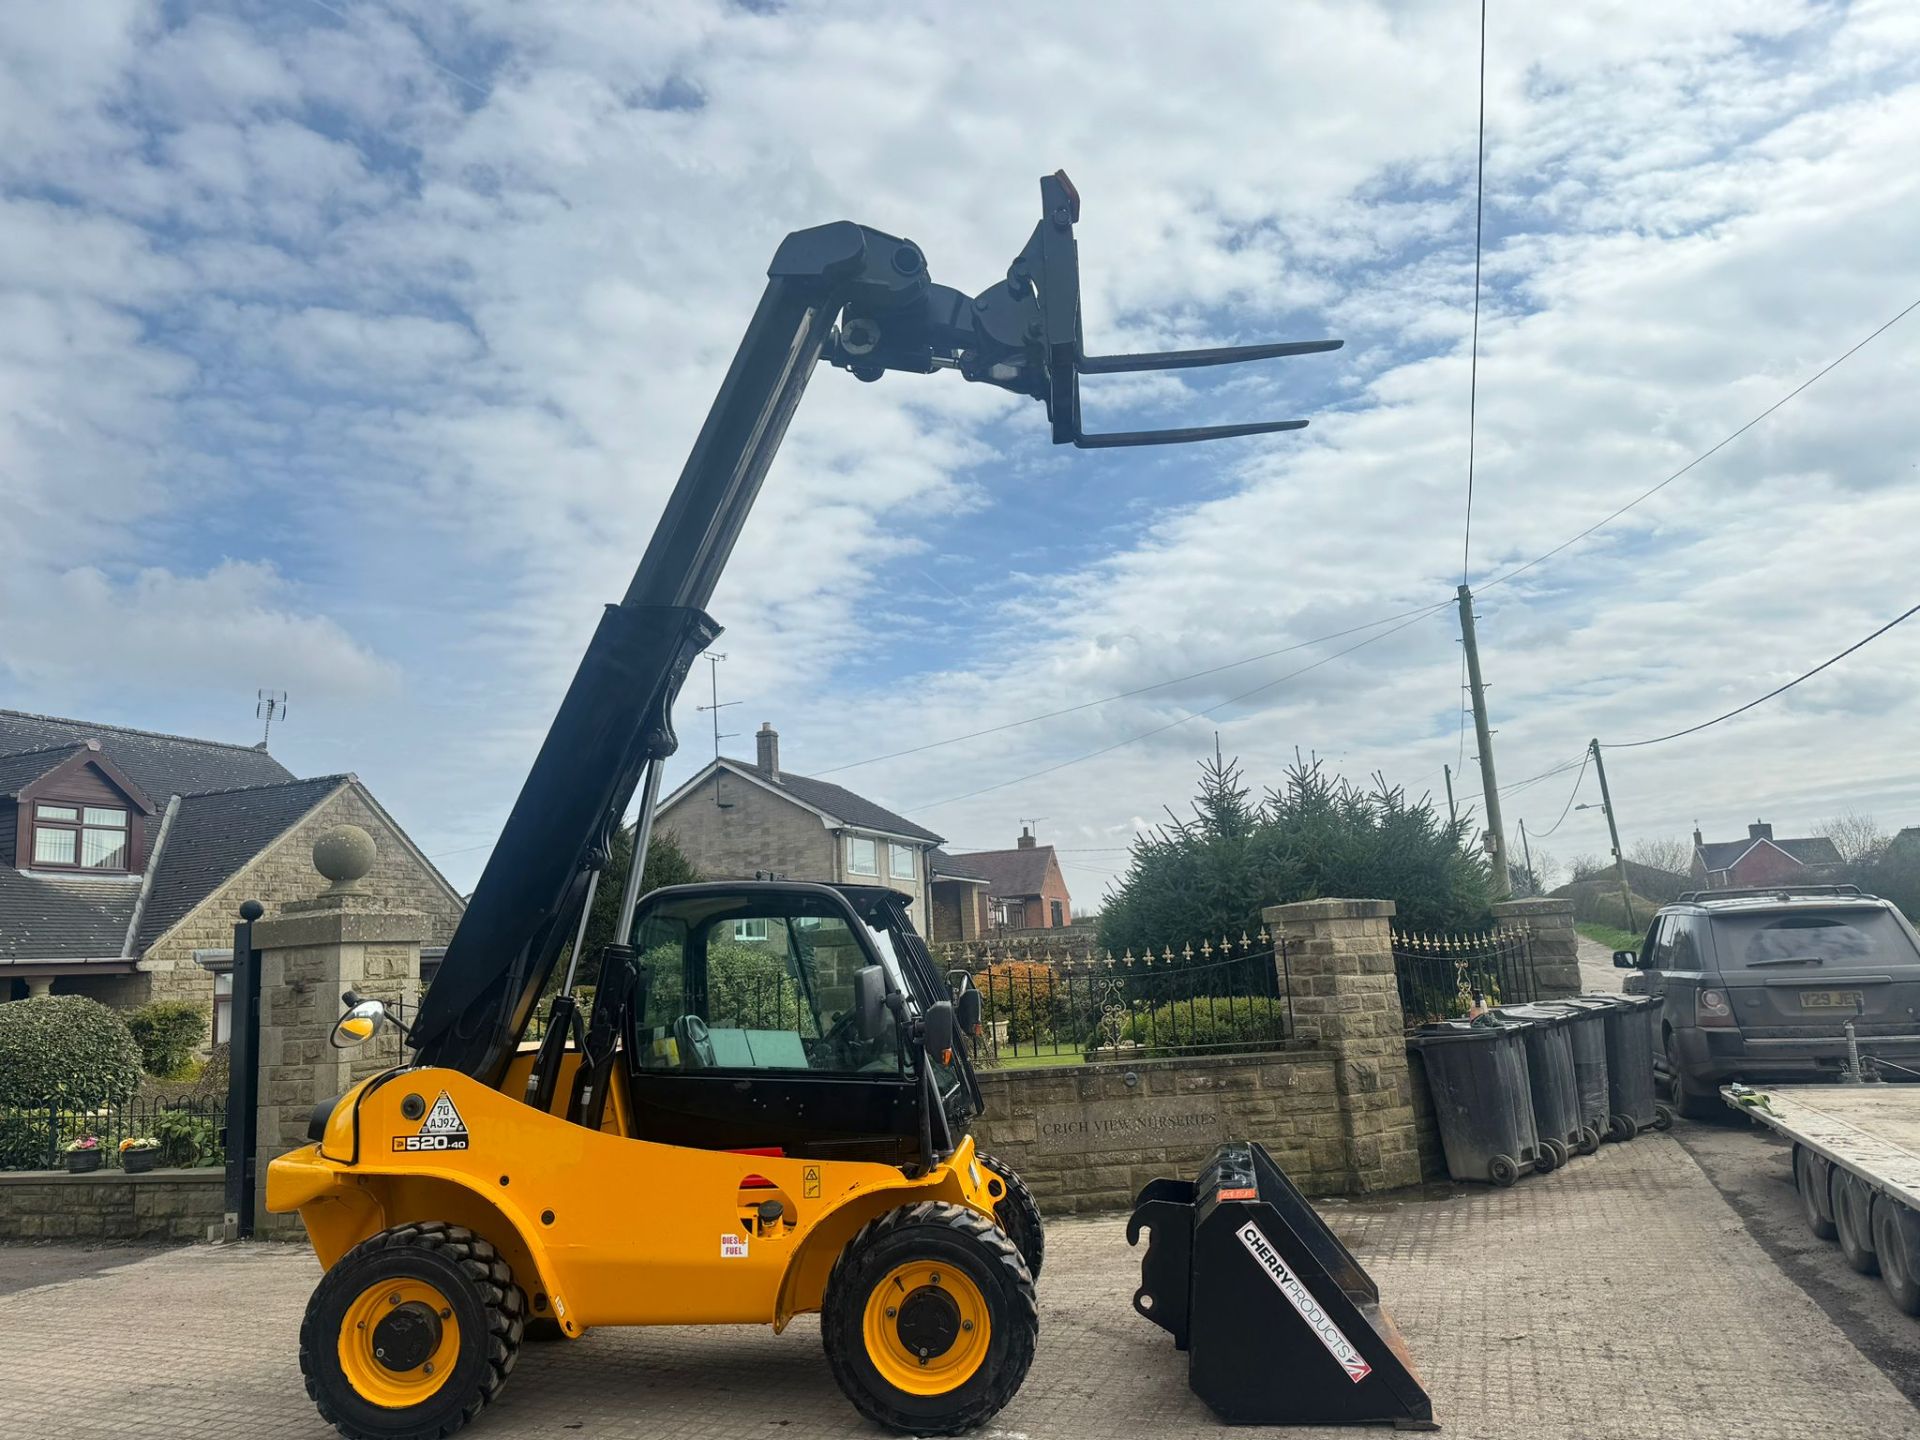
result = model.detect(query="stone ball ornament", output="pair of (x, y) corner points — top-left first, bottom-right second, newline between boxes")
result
(312, 823), (377, 888)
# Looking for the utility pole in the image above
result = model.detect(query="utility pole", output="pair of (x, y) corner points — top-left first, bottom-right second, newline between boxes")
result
(1444, 764), (1458, 828)
(1589, 737), (1636, 931)
(1518, 818), (1535, 897)
(1457, 584), (1509, 897)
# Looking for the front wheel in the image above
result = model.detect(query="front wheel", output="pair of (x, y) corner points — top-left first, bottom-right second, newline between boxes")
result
(822, 1201), (1037, 1436)
(976, 1152), (1044, 1281)
(300, 1221), (524, 1440)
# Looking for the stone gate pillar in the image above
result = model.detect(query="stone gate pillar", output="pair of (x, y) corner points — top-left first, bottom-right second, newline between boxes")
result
(248, 825), (423, 1235)
(1491, 897), (1582, 999)
(1264, 899), (1420, 1193)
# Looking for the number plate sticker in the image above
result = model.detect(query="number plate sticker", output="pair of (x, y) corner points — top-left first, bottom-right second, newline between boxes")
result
(1799, 991), (1862, 1009)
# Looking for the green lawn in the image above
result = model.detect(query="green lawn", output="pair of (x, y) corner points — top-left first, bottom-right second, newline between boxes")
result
(988, 1049), (1088, 1071)
(1577, 921), (1642, 954)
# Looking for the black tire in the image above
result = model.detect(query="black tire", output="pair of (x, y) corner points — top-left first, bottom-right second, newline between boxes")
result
(1793, 1145), (1838, 1242)
(1575, 1126), (1601, 1156)
(1833, 1169), (1881, 1276)
(1488, 1154), (1519, 1187)
(976, 1152), (1044, 1282)
(1652, 1102), (1674, 1132)
(1607, 1113), (1639, 1144)
(1666, 1033), (1720, 1121)
(300, 1221), (525, 1440)
(822, 1201), (1037, 1436)
(1873, 1195), (1920, 1316)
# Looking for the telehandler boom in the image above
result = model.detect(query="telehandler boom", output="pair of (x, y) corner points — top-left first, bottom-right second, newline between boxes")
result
(269, 172), (1338, 1440)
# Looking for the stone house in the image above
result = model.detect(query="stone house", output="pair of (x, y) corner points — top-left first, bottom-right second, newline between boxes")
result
(1690, 820), (1843, 890)
(0, 710), (462, 1040)
(654, 723), (943, 916)
(928, 826), (1072, 941)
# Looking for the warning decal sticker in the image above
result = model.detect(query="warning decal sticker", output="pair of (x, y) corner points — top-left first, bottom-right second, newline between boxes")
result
(803, 1166), (821, 1200)
(393, 1090), (470, 1153)
(720, 1233), (749, 1259)
(1234, 1222), (1372, 1383)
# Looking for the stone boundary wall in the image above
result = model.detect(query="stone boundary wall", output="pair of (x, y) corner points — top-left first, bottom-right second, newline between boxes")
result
(970, 1048), (1349, 1212)
(0, 1170), (224, 1242)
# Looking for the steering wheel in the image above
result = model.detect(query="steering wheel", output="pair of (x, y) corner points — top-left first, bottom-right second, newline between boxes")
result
(675, 1015), (717, 1070)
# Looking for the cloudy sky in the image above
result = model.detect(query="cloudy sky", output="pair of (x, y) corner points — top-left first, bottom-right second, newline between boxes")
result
(5, 0), (1919, 904)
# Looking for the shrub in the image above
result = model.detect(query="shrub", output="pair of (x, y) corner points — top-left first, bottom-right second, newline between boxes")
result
(124, 1001), (208, 1078)
(0, 996), (144, 1107)
(153, 1108), (224, 1168)
(0, 1112), (49, 1169)
(1112, 995), (1291, 1059)
(977, 962), (1065, 1045)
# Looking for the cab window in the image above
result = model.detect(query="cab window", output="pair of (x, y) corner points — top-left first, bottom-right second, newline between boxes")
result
(632, 899), (900, 1075)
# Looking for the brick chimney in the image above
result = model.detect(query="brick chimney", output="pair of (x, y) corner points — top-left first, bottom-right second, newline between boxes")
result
(1692, 825), (1704, 850)
(1016, 825), (1036, 850)
(1749, 820), (1773, 841)
(756, 722), (779, 780)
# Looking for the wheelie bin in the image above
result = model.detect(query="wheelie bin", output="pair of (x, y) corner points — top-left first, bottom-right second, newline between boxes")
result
(1409, 1015), (1542, 1186)
(1580, 993), (1671, 1140)
(1531, 998), (1608, 1153)
(1490, 1003), (1588, 1168)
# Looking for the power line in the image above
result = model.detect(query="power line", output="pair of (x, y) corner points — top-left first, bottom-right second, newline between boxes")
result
(915, 602), (1453, 810)
(1461, 0), (1488, 585)
(1529, 748), (1590, 838)
(1479, 295), (1920, 595)
(1605, 598), (1920, 749)
(813, 601), (1445, 777)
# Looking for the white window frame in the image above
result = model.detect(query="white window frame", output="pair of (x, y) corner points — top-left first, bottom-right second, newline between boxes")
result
(889, 843), (915, 880)
(847, 835), (879, 876)
(732, 918), (771, 942)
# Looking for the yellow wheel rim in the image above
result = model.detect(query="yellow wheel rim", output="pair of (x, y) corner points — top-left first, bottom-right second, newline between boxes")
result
(860, 1261), (990, 1396)
(337, 1278), (461, 1409)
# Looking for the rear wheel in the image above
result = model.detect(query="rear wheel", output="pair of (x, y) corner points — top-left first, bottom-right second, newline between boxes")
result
(1833, 1170), (1881, 1276)
(822, 1201), (1036, 1436)
(975, 1152), (1044, 1281)
(1872, 1195), (1920, 1315)
(1665, 1033), (1720, 1121)
(301, 1221), (524, 1440)
(1575, 1126), (1601, 1156)
(1793, 1145), (1837, 1241)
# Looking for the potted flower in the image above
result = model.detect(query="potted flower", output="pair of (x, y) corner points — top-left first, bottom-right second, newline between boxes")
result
(120, 1137), (161, 1175)
(64, 1135), (104, 1174)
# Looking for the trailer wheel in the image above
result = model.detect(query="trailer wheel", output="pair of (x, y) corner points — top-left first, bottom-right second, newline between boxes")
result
(1872, 1195), (1920, 1315)
(1792, 1145), (1837, 1241)
(976, 1152), (1045, 1281)
(301, 1221), (525, 1440)
(1575, 1126), (1601, 1156)
(822, 1201), (1036, 1436)
(1833, 1170), (1881, 1276)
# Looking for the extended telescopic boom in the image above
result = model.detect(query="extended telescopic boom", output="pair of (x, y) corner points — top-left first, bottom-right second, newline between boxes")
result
(411, 172), (1341, 1082)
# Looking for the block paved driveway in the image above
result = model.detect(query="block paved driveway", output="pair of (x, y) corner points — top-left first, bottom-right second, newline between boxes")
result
(4, 1130), (1917, 1440)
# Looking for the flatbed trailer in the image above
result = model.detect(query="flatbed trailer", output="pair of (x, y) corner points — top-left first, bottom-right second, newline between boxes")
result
(1723, 1082), (1920, 1317)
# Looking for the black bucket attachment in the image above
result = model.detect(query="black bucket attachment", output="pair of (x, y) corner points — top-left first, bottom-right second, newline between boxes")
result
(1127, 1142), (1435, 1429)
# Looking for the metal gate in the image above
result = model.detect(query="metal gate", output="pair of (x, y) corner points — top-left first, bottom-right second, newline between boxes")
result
(1391, 925), (1532, 1029)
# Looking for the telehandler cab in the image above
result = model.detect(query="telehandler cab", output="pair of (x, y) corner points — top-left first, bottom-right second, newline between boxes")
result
(268, 172), (1339, 1439)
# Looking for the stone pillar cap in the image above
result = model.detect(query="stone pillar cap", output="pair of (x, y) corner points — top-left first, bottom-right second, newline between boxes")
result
(1262, 898), (1397, 923)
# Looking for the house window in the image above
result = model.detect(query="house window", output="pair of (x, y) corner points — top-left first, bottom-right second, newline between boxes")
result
(1050, 900), (1064, 927)
(992, 899), (1025, 929)
(889, 844), (915, 881)
(847, 836), (879, 876)
(31, 802), (129, 871)
(212, 971), (234, 1045)
(732, 919), (771, 942)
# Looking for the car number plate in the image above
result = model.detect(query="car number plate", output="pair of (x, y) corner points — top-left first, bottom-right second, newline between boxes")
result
(1799, 990), (1862, 1010)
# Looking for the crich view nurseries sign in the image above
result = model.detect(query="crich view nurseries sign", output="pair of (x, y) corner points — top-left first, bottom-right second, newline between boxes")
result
(1029, 1096), (1231, 1156)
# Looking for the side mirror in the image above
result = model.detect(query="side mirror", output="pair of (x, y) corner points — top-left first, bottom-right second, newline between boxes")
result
(330, 997), (388, 1049)
(922, 999), (957, 1063)
(853, 965), (890, 1042)
(1613, 950), (1639, 969)
(955, 983), (983, 1035)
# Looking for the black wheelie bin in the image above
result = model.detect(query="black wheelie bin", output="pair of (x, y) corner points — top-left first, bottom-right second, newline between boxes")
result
(1531, 998), (1608, 1153)
(1580, 992), (1671, 1140)
(1490, 1003), (1587, 1169)
(1409, 1015), (1542, 1185)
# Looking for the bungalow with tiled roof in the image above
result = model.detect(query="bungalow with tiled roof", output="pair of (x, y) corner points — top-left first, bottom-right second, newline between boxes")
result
(1690, 820), (1843, 891)
(0, 710), (463, 1041)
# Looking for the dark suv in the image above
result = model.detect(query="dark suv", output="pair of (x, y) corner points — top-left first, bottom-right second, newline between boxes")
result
(1614, 886), (1920, 1118)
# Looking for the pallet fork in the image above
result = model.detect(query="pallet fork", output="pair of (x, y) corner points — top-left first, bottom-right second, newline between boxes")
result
(1129, 1142), (1435, 1429)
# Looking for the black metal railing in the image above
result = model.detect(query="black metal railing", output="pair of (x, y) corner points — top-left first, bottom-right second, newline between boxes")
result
(0, 1097), (228, 1172)
(958, 936), (1294, 1066)
(1390, 925), (1533, 1029)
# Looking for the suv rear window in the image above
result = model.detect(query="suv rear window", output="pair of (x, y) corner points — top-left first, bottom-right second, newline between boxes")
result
(1709, 909), (1920, 968)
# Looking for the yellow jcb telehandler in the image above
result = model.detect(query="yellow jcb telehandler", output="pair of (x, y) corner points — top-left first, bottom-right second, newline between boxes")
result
(267, 172), (1338, 1438)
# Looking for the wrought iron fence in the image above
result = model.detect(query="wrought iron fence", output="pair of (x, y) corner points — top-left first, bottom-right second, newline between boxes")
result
(1391, 925), (1533, 1029)
(956, 932), (1294, 1066)
(0, 1097), (228, 1172)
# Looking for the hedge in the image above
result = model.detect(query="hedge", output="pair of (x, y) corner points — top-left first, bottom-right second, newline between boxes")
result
(125, 1001), (209, 1078)
(0, 996), (144, 1107)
